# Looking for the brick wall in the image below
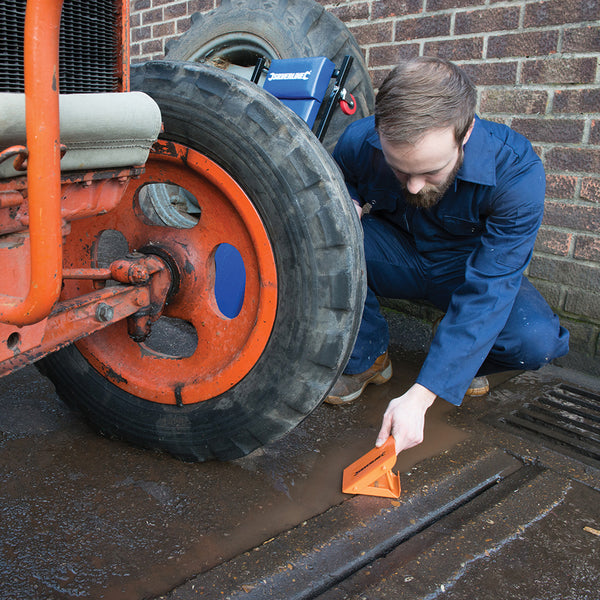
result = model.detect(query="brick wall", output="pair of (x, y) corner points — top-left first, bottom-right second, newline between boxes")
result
(130, 0), (600, 374)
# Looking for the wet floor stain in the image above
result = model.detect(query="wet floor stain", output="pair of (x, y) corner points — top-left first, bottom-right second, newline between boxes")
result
(0, 349), (471, 600)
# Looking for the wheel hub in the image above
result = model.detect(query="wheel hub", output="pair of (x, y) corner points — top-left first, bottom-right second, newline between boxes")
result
(63, 141), (278, 405)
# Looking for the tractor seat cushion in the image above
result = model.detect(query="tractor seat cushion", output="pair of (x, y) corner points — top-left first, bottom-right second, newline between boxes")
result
(0, 91), (162, 179)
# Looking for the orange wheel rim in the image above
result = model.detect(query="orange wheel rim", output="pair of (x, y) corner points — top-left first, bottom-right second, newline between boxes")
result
(68, 141), (277, 405)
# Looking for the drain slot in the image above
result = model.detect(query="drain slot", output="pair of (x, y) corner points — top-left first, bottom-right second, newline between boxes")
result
(499, 384), (600, 466)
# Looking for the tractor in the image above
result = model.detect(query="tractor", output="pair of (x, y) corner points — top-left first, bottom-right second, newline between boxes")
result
(0, 0), (369, 460)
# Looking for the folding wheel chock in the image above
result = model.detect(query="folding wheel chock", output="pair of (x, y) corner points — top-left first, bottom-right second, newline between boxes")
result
(342, 436), (401, 498)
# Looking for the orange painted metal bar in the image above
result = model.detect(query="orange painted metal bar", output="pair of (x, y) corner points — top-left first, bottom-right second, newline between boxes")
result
(119, 0), (131, 92)
(0, 0), (64, 326)
(0, 284), (151, 377)
(62, 268), (113, 280)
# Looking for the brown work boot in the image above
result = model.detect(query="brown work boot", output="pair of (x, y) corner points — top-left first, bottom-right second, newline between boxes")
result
(465, 375), (489, 396)
(325, 352), (392, 405)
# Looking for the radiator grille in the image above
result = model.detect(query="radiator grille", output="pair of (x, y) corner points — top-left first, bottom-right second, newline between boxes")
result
(0, 0), (120, 93)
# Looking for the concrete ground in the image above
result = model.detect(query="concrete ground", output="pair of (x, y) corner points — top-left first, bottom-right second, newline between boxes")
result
(0, 314), (598, 600)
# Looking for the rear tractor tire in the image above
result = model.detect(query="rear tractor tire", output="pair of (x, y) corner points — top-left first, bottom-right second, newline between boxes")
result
(38, 61), (366, 461)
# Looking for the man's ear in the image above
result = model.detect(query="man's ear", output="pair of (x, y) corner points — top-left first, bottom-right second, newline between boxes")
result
(462, 118), (475, 146)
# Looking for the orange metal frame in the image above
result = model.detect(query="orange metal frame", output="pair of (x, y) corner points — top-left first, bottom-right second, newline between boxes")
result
(118, 0), (130, 92)
(0, 0), (130, 328)
(0, 0), (64, 326)
(0, 0), (160, 378)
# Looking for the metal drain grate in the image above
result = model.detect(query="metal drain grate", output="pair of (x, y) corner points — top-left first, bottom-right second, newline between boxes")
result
(499, 383), (600, 466)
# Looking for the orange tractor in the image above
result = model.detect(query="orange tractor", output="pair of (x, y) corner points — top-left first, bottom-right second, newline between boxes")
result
(0, 0), (367, 460)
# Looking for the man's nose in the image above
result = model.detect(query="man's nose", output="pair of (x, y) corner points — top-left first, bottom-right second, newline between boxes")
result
(406, 175), (426, 194)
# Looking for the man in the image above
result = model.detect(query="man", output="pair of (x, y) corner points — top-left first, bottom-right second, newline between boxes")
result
(326, 57), (569, 455)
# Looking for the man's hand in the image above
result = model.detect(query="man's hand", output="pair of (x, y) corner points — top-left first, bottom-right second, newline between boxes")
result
(376, 383), (436, 454)
(352, 199), (363, 220)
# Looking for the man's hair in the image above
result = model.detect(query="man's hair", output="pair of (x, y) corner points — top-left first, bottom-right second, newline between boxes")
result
(374, 57), (476, 146)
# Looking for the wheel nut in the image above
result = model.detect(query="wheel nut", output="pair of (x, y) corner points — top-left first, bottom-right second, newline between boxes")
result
(96, 303), (114, 323)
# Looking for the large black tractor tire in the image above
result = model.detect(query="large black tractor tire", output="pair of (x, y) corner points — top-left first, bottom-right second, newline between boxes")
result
(38, 61), (366, 462)
(164, 0), (374, 151)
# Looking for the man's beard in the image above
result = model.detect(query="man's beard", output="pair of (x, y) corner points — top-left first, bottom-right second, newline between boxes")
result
(402, 150), (463, 209)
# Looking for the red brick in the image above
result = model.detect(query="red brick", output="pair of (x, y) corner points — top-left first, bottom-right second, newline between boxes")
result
(373, 0), (423, 19)
(545, 174), (578, 199)
(141, 39), (164, 55)
(142, 7), (164, 24)
(423, 37), (484, 61)
(591, 120), (600, 146)
(485, 116), (511, 126)
(521, 58), (597, 85)
(187, 0), (214, 11)
(529, 254), (600, 291)
(395, 15), (450, 41)
(455, 7), (520, 35)
(546, 147), (600, 174)
(534, 228), (572, 256)
(130, 13), (141, 28)
(543, 201), (600, 232)
(427, 0), (485, 10)
(369, 44), (420, 68)
(164, 2), (188, 19)
(563, 26), (600, 53)
(480, 89), (547, 115)
(371, 68), (393, 90)
(131, 25), (152, 43)
(525, 0), (600, 28)
(348, 22), (393, 46)
(133, 0), (151, 10)
(554, 89), (600, 113)
(153, 20), (175, 37)
(528, 279), (562, 308)
(330, 2), (370, 23)
(176, 18), (192, 34)
(581, 178), (600, 203)
(574, 235), (600, 261)
(488, 30), (559, 59)
(460, 62), (518, 86)
(564, 288), (600, 322)
(512, 118), (585, 144)
(395, 14), (451, 41)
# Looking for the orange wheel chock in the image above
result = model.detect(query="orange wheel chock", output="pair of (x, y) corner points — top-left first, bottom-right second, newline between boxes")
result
(342, 436), (401, 499)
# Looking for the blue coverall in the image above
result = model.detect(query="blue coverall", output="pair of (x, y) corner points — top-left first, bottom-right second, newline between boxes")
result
(333, 115), (569, 406)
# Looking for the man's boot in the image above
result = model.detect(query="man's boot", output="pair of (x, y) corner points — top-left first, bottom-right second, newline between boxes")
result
(325, 352), (392, 405)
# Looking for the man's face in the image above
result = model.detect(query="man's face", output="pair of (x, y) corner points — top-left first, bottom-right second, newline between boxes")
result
(379, 126), (470, 209)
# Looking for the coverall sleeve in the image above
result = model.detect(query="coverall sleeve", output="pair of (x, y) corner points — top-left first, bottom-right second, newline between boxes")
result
(332, 126), (363, 203)
(416, 157), (546, 405)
